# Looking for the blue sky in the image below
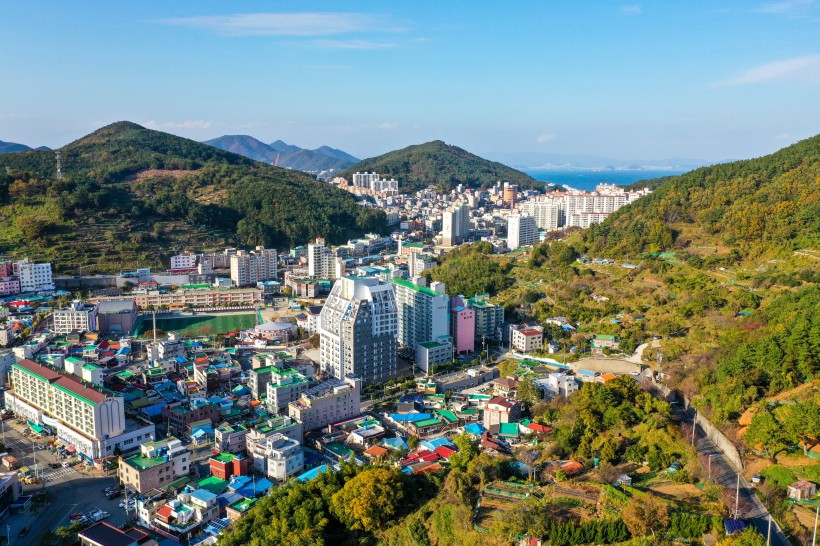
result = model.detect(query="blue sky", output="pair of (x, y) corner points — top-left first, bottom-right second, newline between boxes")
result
(1, 1), (819, 163)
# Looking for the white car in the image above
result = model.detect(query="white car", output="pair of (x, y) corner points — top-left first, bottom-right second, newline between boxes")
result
(629, 371), (641, 376)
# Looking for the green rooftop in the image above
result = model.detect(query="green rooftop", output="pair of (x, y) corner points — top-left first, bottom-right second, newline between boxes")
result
(230, 498), (257, 512)
(123, 455), (168, 471)
(197, 476), (229, 494)
(498, 423), (520, 437)
(413, 417), (443, 428)
(419, 340), (448, 349)
(325, 442), (353, 458)
(436, 410), (458, 423)
(212, 452), (236, 464)
(391, 277), (443, 298)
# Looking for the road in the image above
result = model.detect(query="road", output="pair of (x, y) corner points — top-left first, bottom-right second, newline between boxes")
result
(687, 412), (791, 546)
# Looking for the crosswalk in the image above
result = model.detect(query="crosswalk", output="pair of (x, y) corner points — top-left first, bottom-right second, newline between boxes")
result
(42, 467), (77, 482)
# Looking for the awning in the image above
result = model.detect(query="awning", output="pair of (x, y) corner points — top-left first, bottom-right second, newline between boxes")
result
(27, 420), (44, 434)
(66, 446), (76, 452)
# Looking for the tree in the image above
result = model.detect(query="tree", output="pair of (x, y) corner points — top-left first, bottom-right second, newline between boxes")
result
(715, 527), (767, 546)
(408, 435), (420, 451)
(517, 377), (541, 407)
(744, 406), (790, 462)
(449, 432), (479, 471)
(330, 467), (405, 532)
(782, 401), (820, 456)
(498, 360), (519, 378)
(620, 495), (670, 538)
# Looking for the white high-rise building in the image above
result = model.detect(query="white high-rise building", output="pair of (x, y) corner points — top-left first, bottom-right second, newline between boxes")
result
(230, 246), (277, 287)
(519, 199), (564, 231)
(392, 277), (451, 373)
(441, 205), (470, 247)
(319, 277), (398, 386)
(53, 300), (98, 334)
(352, 172), (380, 188)
(307, 238), (345, 279)
(14, 259), (53, 292)
(507, 214), (539, 250)
(408, 253), (436, 278)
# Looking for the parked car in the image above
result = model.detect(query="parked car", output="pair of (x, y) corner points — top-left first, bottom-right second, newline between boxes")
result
(106, 490), (121, 499)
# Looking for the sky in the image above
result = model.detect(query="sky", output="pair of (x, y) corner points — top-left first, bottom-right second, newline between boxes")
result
(1, 1), (819, 164)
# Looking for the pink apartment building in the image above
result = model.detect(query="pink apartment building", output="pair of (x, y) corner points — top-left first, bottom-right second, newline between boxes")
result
(450, 296), (475, 354)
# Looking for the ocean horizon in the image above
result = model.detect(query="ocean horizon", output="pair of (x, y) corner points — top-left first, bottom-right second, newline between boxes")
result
(523, 168), (686, 192)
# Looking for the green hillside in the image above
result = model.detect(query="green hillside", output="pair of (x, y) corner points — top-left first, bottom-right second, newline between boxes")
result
(584, 135), (820, 259)
(339, 140), (541, 193)
(0, 122), (384, 273)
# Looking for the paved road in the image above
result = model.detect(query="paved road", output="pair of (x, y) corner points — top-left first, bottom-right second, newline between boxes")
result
(688, 413), (791, 546)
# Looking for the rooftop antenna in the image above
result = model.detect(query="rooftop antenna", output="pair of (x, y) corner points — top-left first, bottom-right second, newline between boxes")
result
(55, 151), (62, 180)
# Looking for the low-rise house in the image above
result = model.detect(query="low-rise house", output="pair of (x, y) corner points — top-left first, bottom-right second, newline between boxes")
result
(209, 452), (249, 481)
(152, 487), (219, 542)
(215, 423), (249, 454)
(495, 376), (519, 398)
(788, 480), (816, 500)
(483, 397), (522, 428)
(591, 334), (620, 352)
(511, 327), (543, 354)
(255, 433), (304, 483)
(245, 416), (304, 452)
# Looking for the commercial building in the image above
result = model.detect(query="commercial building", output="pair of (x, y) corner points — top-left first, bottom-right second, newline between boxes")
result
(14, 258), (54, 292)
(449, 296), (476, 354)
(288, 376), (361, 431)
(230, 246), (277, 287)
(53, 300), (98, 334)
(96, 299), (139, 334)
(506, 214), (539, 250)
(319, 277), (398, 386)
(467, 293), (505, 340)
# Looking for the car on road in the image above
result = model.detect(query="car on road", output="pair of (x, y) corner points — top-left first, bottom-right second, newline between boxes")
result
(629, 371), (640, 376)
(106, 490), (122, 499)
(48, 463), (61, 469)
(18, 527), (29, 537)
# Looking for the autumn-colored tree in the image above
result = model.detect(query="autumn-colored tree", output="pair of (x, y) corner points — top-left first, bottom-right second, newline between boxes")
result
(330, 467), (405, 533)
(620, 494), (670, 538)
(498, 360), (519, 378)
(449, 432), (479, 471)
(744, 406), (790, 463)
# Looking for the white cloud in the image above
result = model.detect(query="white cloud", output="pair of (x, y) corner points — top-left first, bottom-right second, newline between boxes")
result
(715, 55), (820, 86)
(620, 5), (642, 14)
(755, 0), (815, 13)
(537, 133), (556, 143)
(145, 120), (217, 131)
(311, 39), (397, 50)
(158, 12), (399, 37)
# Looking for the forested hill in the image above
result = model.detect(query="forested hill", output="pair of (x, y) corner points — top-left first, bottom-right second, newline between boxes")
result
(0, 122), (384, 273)
(339, 140), (541, 193)
(584, 134), (820, 258)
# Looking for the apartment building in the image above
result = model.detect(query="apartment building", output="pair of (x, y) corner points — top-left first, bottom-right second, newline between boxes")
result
(407, 252), (436, 278)
(467, 293), (505, 340)
(307, 238), (344, 279)
(53, 300), (98, 334)
(252, 433), (304, 483)
(288, 376), (362, 431)
(170, 253), (198, 270)
(441, 205), (470, 247)
(94, 287), (263, 310)
(391, 276), (450, 371)
(415, 340), (452, 373)
(230, 246), (278, 287)
(507, 214), (539, 250)
(511, 327), (543, 354)
(245, 416), (304, 453)
(449, 296), (476, 355)
(0, 278), (21, 296)
(266, 368), (312, 412)
(14, 259), (54, 292)
(319, 277), (398, 386)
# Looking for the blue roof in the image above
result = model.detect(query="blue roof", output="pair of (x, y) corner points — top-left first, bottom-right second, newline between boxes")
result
(464, 423), (485, 435)
(175, 356), (188, 363)
(578, 369), (597, 376)
(401, 466), (413, 474)
(236, 478), (273, 498)
(380, 436), (409, 450)
(389, 412), (432, 422)
(297, 465), (329, 482)
(421, 437), (454, 451)
(723, 519), (746, 535)
(228, 475), (251, 488)
(191, 488), (218, 503)
(116, 347), (132, 355)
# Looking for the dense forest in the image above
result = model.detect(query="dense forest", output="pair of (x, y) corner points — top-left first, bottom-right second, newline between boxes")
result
(584, 134), (820, 258)
(340, 140), (542, 193)
(0, 122), (384, 272)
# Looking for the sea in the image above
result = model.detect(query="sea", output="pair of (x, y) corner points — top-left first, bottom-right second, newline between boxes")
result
(523, 169), (686, 192)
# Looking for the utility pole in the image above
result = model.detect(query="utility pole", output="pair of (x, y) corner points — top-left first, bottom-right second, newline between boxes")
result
(767, 514), (772, 546)
(691, 409), (697, 446)
(708, 454), (715, 482)
(812, 504), (818, 546)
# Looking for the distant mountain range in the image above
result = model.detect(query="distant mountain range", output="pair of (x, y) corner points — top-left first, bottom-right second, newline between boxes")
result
(203, 135), (358, 174)
(0, 140), (50, 154)
(340, 140), (541, 193)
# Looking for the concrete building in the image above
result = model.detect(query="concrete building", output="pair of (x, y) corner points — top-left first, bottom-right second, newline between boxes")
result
(308, 238), (344, 280)
(245, 416), (304, 452)
(215, 424), (249, 454)
(483, 396), (522, 428)
(511, 327), (543, 354)
(295, 305), (323, 335)
(502, 184), (518, 206)
(441, 205), (470, 247)
(433, 366), (498, 393)
(467, 293), (505, 340)
(288, 376), (361, 431)
(170, 253), (198, 270)
(407, 253), (436, 278)
(415, 340), (452, 373)
(319, 277), (398, 386)
(94, 288), (263, 310)
(0, 278), (21, 296)
(506, 214), (538, 250)
(14, 258), (54, 292)
(119, 451), (176, 494)
(540, 372), (580, 399)
(230, 246), (278, 287)
(96, 299), (139, 334)
(266, 367), (312, 413)
(255, 434), (304, 483)
(392, 277), (449, 369)
(53, 300), (98, 334)
(449, 296), (476, 355)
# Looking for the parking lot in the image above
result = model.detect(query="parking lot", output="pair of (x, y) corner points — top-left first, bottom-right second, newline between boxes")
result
(1, 421), (133, 545)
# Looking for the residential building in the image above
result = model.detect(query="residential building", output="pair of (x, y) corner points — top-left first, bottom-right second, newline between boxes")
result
(407, 253), (436, 278)
(288, 376), (362, 431)
(415, 340), (452, 373)
(483, 397), (522, 428)
(14, 258), (54, 292)
(308, 238), (344, 279)
(467, 293), (505, 340)
(162, 401), (220, 436)
(506, 214), (538, 250)
(538, 372), (580, 399)
(787, 480), (816, 500)
(319, 277), (398, 386)
(170, 252), (198, 270)
(502, 183), (518, 205)
(0, 350), (14, 386)
(53, 300), (98, 334)
(209, 452), (249, 480)
(152, 487), (219, 542)
(146, 338), (185, 361)
(591, 334), (620, 351)
(245, 416), (304, 452)
(78, 522), (150, 546)
(96, 299), (139, 334)
(0, 278), (21, 296)
(215, 424), (249, 454)
(93, 288), (263, 310)
(266, 367), (312, 413)
(441, 205), (470, 247)
(0, 472), (21, 519)
(118, 451), (176, 494)
(449, 296), (476, 354)
(295, 305), (322, 335)
(511, 327), (543, 354)
(230, 246), (277, 287)
(392, 276), (450, 369)
(255, 434), (304, 483)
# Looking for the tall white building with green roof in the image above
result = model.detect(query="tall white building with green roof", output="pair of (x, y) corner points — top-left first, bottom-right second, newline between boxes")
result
(391, 277), (451, 371)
